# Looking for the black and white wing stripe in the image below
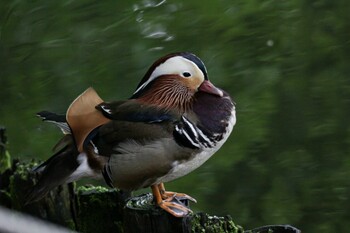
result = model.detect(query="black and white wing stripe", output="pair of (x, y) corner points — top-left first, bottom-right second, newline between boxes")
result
(173, 116), (217, 149)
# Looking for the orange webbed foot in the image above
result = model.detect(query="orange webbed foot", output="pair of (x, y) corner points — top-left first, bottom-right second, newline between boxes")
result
(158, 198), (193, 217)
(151, 183), (196, 217)
(158, 183), (197, 203)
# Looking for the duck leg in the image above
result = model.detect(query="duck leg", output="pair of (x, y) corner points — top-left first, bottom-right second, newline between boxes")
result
(158, 183), (197, 203)
(151, 184), (193, 217)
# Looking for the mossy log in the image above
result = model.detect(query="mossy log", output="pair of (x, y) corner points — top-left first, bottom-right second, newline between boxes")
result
(0, 127), (300, 233)
(0, 160), (243, 233)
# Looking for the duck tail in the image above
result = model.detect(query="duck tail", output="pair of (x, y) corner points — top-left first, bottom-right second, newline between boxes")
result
(26, 135), (79, 204)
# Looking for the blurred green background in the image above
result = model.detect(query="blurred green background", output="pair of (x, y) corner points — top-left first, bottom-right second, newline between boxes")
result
(1, 0), (350, 232)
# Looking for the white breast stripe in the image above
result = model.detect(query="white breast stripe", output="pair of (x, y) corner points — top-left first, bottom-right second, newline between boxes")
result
(175, 124), (200, 148)
(182, 116), (214, 148)
(181, 116), (199, 137)
(196, 126), (214, 146)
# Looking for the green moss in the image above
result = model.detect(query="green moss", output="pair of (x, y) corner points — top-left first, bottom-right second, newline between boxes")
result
(0, 128), (11, 173)
(191, 213), (244, 233)
(77, 186), (123, 233)
(12, 160), (38, 181)
(190, 215), (206, 233)
(7, 161), (38, 210)
(0, 150), (11, 173)
(77, 185), (109, 195)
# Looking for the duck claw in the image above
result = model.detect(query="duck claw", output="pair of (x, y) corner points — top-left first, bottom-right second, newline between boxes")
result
(162, 191), (197, 203)
(159, 198), (193, 217)
(152, 183), (196, 217)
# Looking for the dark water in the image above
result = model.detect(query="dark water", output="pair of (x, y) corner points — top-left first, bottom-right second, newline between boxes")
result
(1, 1), (350, 232)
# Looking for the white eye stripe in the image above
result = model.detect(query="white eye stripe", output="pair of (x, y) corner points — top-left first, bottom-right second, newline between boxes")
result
(133, 56), (204, 95)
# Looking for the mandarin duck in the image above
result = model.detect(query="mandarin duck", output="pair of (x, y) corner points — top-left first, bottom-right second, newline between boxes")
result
(27, 52), (236, 217)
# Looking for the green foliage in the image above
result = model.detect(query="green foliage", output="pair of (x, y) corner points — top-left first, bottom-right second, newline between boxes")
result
(1, 0), (350, 232)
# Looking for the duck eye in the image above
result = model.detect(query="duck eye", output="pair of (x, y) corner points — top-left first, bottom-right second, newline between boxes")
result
(182, 72), (192, 77)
